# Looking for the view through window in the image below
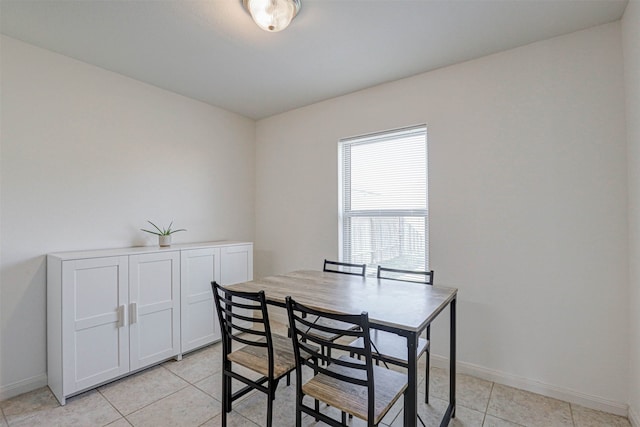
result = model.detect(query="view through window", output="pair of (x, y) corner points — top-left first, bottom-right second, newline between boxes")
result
(339, 125), (428, 274)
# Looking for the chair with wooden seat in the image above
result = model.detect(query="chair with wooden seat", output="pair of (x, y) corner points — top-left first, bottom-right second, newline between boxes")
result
(212, 281), (303, 427)
(286, 296), (407, 427)
(310, 260), (366, 362)
(348, 266), (434, 403)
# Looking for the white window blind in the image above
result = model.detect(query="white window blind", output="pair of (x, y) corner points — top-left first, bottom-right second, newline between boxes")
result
(339, 125), (428, 273)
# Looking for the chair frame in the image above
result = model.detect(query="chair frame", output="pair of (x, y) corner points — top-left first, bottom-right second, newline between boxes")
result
(376, 266), (434, 403)
(323, 259), (366, 276)
(286, 296), (379, 427)
(212, 281), (290, 427)
(320, 260), (366, 359)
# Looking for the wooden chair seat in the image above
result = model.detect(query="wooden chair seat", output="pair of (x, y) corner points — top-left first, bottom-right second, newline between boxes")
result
(349, 331), (429, 365)
(227, 333), (297, 379)
(302, 355), (407, 425)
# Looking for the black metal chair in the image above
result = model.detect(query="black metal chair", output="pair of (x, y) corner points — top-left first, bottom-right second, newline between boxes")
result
(212, 281), (301, 427)
(286, 296), (407, 427)
(348, 266), (434, 403)
(309, 260), (367, 362)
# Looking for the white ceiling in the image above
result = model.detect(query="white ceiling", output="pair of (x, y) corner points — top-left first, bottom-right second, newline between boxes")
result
(0, 0), (629, 120)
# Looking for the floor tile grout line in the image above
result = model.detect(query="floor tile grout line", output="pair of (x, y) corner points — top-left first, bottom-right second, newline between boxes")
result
(97, 388), (127, 425)
(118, 382), (198, 421)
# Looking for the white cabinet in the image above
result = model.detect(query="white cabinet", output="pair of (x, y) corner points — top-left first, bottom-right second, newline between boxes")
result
(180, 247), (221, 353)
(129, 251), (181, 370)
(179, 243), (254, 352)
(48, 251), (181, 405)
(221, 244), (253, 285)
(221, 244), (254, 330)
(48, 241), (252, 405)
(58, 256), (130, 397)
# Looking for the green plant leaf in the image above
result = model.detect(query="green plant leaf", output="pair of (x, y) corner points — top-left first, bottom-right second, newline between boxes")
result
(141, 220), (185, 236)
(140, 228), (162, 236)
(147, 220), (165, 234)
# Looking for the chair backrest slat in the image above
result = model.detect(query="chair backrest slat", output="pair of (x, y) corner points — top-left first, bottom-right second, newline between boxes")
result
(323, 259), (366, 276)
(218, 295), (262, 311)
(377, 266), (434, 285)
(218, 306), (264, 325)
(227, 321), (267, 338)
(295, 315), (363, 339)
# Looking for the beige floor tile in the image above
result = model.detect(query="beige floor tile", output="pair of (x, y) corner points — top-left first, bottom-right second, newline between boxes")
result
(487, 384), (573, 427)
(428, 367), (493, 412)
(200, 411), (261, 426)
(297, 402), (374, 426)
(0, 387), (60, 425)
(295, 394), (403, 426)
(194, 370), (260, 403)
(126, 386), (220, 427)
(10, 390), (121, 427)
(105, 418), (133, 426)
(99, 365), (189, 415)
(571, 404), (631, 427)
(389, 396), (485, 427)
(0, 411), (7, 427)
(483, 414), (526, 426)
(162, 344), (223, 383)
(231, 380), (298, 426)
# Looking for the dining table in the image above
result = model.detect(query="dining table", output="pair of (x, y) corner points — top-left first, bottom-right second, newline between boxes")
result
(227, 269), (458, 427)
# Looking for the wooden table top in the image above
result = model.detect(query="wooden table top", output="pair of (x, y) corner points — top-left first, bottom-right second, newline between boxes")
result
(228, 270), (457, 333)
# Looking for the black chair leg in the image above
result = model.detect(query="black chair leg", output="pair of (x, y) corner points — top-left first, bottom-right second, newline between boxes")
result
(425, 350), (430, 404)
(296, 400), (302, 427)
(221, 370), (230, 426)
(267, 385), (274, 427)
(287, 371), (291, 386)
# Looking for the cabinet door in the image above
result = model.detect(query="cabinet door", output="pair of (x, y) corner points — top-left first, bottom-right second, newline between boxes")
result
(62, 256), (129, 394)
(220, 244), (254, 329)
(129, 251), (181, 370)
(220, 244), (253, 285)
(180, 247), (221, 353)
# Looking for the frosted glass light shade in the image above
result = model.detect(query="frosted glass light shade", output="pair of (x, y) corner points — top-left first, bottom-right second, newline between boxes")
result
(243, 0), (301, 32)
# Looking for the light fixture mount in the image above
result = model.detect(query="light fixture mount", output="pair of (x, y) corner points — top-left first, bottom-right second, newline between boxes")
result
(242, 0), (301, 32)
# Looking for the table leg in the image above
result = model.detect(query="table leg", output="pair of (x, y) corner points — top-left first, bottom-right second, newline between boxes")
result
(441, 296), (457, 426)
(403, 330), (418, 427)
(450, 296), (457, 418)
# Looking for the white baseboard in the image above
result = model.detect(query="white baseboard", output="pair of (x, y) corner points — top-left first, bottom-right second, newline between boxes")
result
(629, 406), (639, 427)
(430, 355), (629, 418)
(0, 374), (48, 401)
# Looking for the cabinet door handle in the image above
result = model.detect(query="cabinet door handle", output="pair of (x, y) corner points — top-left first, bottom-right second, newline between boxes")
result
(117, 305), (125, 328)
(130, 302), (138, 325)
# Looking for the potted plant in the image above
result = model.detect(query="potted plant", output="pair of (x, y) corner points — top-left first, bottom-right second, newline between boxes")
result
(141, 221), (186, 247)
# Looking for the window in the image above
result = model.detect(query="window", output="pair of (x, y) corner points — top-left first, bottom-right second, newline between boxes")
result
(339, 125), (428, 273)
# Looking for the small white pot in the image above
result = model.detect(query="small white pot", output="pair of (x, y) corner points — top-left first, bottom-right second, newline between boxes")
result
(159, 235), (172, 247)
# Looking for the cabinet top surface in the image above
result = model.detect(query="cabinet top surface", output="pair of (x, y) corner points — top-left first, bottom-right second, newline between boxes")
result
(48, 241), (252, 260)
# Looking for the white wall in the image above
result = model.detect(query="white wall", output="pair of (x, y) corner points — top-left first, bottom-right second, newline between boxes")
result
(0, 36), (256, 398)
(623, 1), (640, 425)
(255, 23), (629, 412)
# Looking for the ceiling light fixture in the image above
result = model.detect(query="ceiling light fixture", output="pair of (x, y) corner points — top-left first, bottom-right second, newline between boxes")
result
(242, 0), (301, 32)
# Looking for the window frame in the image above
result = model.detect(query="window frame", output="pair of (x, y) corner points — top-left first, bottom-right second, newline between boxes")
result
(338, 124), (429, 272)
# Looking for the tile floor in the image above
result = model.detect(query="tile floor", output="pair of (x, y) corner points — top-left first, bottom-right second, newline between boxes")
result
(0, 341), (631, 427)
